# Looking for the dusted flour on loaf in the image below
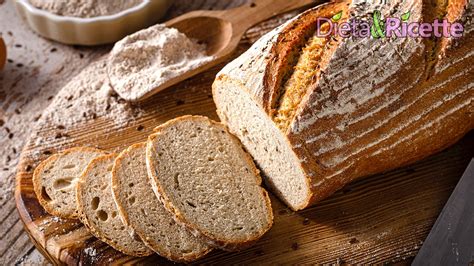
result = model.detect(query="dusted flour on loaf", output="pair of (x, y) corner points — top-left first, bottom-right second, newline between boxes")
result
(213, 0), (473, 210)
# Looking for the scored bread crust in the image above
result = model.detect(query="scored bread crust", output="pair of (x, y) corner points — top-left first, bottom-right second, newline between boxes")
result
(76, 153), (153, 257)
(263, 1), (351, 113)
(146, 115), (274, 251)
(285, 0), (473, 206)
(33, 147), (108, 219)
(213, 0), (474, 210)
(213, 2), (351, 210)
(111, 142), (213, 262)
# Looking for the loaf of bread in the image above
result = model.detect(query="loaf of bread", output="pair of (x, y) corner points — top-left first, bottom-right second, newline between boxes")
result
(146, 116), (273, 251)
(111, 143), (212, 262)
(33, 147), (108, 218)
(213, 0), (474, 210)
(76, 153), (152, 257)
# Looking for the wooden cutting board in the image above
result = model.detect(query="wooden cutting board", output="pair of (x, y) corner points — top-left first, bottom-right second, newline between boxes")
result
(14, 13), (474, 265)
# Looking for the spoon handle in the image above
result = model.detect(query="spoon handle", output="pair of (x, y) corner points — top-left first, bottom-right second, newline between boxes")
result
(220, 0), (321, 32)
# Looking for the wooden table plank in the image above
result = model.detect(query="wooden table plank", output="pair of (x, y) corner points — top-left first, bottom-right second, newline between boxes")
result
(412, 160), (474, 265)
(15, 27), (474, 266)
(0, 0), (246, 264)
(3, 0), (473, 264)
(0, 0), (106, 263)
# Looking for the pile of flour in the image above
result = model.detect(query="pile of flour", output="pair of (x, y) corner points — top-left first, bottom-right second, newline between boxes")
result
(34, 58), (144, 150)
(107, 24), (214, 101)
(29, 0), (143, 18)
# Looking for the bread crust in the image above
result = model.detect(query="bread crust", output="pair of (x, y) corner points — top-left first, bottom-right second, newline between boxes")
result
(289, 0), (473, 206)
(213, 0), (474, 210)
(146, 115), (273, 251)
(33, 146), (108, 219)
(111, 142), (213, 262)
(264, 1), (350, 113)
(76, 153), (153, 257)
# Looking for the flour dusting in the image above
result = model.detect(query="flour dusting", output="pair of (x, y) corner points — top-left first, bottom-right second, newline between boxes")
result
(29, 0), (143, 18)
(107, 24), (214, 101)
(34, 58), (144, 150)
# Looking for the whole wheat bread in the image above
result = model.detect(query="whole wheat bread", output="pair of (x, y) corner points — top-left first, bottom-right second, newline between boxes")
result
(76, 153), (152, 257)
(33, 147), (108, 218)
(111, 143), (213, 262)
(146, 115), (273, 251)
(213, 0), (473, 210)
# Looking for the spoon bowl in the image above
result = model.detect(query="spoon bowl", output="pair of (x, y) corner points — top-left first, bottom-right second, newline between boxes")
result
(166, 15), (233, 56)
(137, 0), (320, 101)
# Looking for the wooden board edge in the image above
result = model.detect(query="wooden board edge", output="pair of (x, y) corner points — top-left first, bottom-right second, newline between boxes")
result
(15, 139), (67, 265)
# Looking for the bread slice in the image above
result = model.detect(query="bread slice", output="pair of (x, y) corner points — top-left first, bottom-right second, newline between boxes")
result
(33, 147), (108, 218)
(146, 115), (273, 251)
(76, 153), (152, 257)
(111, 143), (213, 262)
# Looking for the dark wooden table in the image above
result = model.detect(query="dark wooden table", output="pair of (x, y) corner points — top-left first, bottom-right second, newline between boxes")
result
(0, 1), (247, 264)
(2, 0), (472, 264)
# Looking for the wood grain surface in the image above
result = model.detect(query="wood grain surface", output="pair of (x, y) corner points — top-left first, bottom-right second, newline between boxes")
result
(412, 159), (474, 265)
(1, 0), (247, 264)
(0, 0), (107, 264)
(8, 0), (474, 264)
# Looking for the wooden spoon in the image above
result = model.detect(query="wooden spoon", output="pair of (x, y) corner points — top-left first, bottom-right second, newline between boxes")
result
(135, 0), (321, 101)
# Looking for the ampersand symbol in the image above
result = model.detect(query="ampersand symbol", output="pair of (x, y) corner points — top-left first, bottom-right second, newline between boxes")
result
(371, 10), (386, 38)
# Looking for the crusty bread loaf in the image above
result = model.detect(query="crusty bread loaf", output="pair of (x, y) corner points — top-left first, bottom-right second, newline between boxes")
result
(111, 143), (213, 262)
(146, 115), (273, 251)
(76, 153), (152, 257)
(33, 147), (108, 218)
(213, 0), (474, 210)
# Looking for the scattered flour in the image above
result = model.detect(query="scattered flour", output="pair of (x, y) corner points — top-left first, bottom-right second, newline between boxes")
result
(34, 58), (144, 150)
(107, 24), (214, 101)
(84, 247), (97, 256)
(84, 246), (98, 262)
(29, 0), (143, 18)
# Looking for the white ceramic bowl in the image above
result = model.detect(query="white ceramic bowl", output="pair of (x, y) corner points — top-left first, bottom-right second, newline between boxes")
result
(14, 0), (172, 46)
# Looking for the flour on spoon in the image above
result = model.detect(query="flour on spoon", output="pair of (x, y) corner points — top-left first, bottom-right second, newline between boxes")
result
(107, 24), (214, 101)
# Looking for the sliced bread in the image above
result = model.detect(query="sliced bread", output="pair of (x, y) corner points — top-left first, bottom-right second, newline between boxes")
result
(33, 147), (108, 218)
(111, 143), (213, 262)
(76, 153), (152, 257)
(146, 115), (273, 251)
